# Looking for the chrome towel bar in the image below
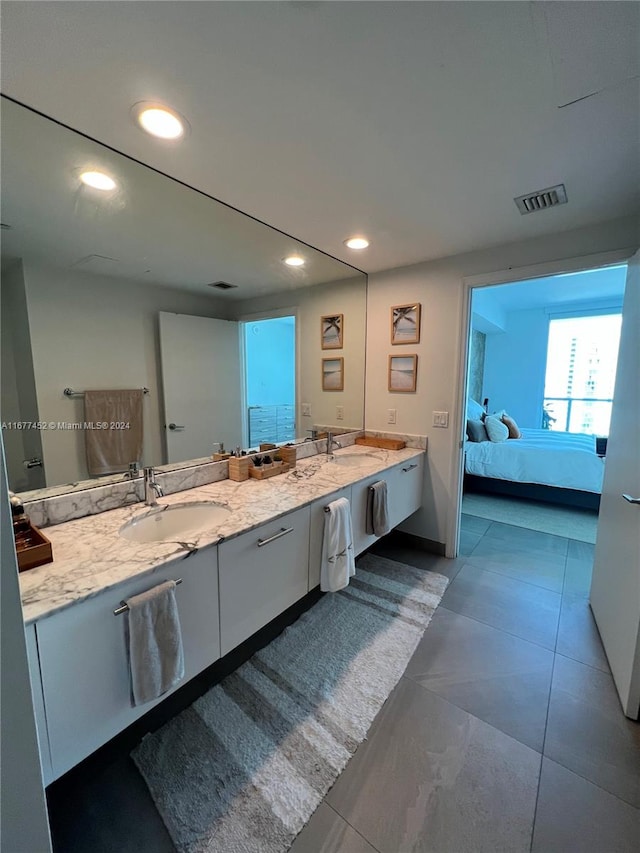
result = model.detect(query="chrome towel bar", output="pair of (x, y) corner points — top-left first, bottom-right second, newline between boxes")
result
(113, 578), (182, 615)
(64, 387), (150, 398)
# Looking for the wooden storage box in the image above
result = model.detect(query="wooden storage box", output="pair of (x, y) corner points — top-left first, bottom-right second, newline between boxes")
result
(248, 462), (291, 480)
(228, 456), (251, 482)
(278, 445), (297, 468)
(17, 524), (53, 573)
(356, 435), (406, 451)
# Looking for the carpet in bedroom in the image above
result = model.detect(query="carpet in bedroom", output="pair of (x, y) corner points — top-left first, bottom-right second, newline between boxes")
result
(462, 492), (598, 543)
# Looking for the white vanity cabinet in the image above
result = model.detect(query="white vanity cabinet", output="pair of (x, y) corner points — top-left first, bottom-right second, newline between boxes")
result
(218, 506), (311, 655)
(308, 486), (352, 589)
(35, 547), (220, 780)
(386, 455), (424, 529)
(25, 624), (53, 785)
(351, 472), (390, 555)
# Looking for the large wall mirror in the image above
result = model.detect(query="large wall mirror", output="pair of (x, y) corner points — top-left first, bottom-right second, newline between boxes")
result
(1, 97), (367, 498)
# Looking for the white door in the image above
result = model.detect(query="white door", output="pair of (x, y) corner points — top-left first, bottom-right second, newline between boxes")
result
(159, 313), (243, 462)
(590, 252), (640, 719)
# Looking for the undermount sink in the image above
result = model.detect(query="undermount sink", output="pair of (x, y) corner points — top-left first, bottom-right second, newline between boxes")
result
(119, 502), (231, 544)
(328, 452), (380, 468)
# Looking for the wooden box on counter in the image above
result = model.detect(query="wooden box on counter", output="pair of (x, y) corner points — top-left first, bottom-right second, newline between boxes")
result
(17, 524), (53, 572)
(355, 435), (406, 450)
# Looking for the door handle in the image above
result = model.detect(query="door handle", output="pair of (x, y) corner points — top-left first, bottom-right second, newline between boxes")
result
(257, 527), (294, 547)
(168, 423), (185, 431)
(402, 464), (418, 472)
(622, 494), (640, 505)
(23, 457), (43, 469)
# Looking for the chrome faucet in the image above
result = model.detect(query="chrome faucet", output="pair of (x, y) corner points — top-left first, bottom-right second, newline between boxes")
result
(143, 467), (164, 507)
(326, 432), (340, 456)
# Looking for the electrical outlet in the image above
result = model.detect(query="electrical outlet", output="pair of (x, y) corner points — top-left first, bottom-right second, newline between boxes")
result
(433, 411), (449, 428)
(336, 405), (344, 420)
(388, 408), (397, 424)
(302, 403), (311, 417)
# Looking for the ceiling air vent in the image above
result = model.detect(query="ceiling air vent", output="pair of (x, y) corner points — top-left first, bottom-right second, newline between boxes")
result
(208, 281), (238, 290)
(514, 184), (567, 215)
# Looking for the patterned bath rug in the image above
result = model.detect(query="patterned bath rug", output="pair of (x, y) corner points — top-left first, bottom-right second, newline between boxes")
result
(132, 553), (449, 853)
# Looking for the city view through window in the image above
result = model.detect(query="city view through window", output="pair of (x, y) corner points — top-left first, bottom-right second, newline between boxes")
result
(543, 314), (622, 436)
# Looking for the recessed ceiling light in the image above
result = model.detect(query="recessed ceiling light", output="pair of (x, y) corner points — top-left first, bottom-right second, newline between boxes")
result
(284, 255), (305, 267)
(133, 102), (186, 140)
(80, 171), (117, 191)
(344, 236), (370, 250)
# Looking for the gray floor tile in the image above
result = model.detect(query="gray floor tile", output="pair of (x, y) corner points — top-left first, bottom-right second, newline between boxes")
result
(441, 564), (561, 650)
(556, 594), (609, 672)
(531, 758), (640, 853)
(369, 540), (466, 582)
(460, 513), (492, 535)
(545, 655), (640, 808)
(291, 804), (378, 853)
(484, 521), (569, 556)
(405, 607), (553, 751)
(567, 539), (595, 563)
(326, 678), (540, 853)
(563, 557), (593, 598)
(458, 529), (482, 556)
(465, 544), (565, 593)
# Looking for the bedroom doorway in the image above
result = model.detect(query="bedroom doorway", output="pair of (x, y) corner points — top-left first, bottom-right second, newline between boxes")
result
(458, 260), (628, 547)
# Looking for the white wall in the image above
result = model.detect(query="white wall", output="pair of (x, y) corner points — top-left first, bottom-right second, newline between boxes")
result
(365, 215), (639, 549)
(482, 308), (549, 428)
(0, 440), (52, 852)
(23, 263), (231, 486)
(234, 275), (367, 435)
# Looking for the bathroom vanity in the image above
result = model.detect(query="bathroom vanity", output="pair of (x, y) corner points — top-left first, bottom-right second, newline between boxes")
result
(20, 445), (424, 784)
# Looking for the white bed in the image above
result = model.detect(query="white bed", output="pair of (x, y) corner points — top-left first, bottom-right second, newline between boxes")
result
(465, 428), (604, 495)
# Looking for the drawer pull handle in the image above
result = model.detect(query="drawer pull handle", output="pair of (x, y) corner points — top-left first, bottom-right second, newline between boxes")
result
(114, 578), (182, 615)
(257, 527), (294, 547)
(402, 464), (418, 472)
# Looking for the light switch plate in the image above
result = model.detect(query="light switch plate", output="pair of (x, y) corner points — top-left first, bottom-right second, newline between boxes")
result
(336, 405), (344, 420)
(433, 411), (449, 427)
(388, 408), (397, 424)
(302, 403), (311, 417)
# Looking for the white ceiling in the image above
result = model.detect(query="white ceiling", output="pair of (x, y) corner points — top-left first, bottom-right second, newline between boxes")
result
(1, 1), (638, 273)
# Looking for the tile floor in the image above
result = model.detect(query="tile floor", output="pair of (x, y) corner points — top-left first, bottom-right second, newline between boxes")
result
(48, 513), (640, 853)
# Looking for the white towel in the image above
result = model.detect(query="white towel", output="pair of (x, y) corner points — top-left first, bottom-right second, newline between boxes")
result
(320, 497), (356, 592)
(126, 580), (185, 706)
(366, 480), (390, 537)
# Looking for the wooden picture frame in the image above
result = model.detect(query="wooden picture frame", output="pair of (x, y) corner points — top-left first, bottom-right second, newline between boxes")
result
(391, 303), (421, 345)
(321, 314), (344, 349)
(322, 357), (344, 391)
(388, 354), (418, 392)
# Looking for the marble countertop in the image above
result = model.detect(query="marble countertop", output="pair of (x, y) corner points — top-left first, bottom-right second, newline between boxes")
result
(19, 445), (423, 625)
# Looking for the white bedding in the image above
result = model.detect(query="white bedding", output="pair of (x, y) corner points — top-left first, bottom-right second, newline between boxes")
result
(465, 428), (604, 494)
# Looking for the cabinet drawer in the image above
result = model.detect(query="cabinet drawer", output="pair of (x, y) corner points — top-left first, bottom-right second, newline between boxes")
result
(25, 624), (52, 785)
(218, 506), (311, 655)
(308, 486), (351, 589)
(387, 456), (424, 529)
(351, 473), (390, 556)
(37, 549), (220, 780)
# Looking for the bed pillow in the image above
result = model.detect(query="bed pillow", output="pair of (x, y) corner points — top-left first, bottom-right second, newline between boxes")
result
(485, 415), (509, 442)
(467, 398), (485, 421)
(502, 413), (522, 439)
(466, 419), (489, 442)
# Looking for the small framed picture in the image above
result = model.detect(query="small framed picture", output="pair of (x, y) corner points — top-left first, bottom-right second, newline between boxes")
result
(388, 354), (418, 393)
(391, 303), (421, 345)
(322, 357), (344, 391)
(321, 314), (344, 349)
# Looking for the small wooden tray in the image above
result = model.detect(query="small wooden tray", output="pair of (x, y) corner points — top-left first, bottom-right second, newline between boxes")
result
(356, 435), (406, 450)
(248, 462), (291, 480)
(17, 524), (53, 573)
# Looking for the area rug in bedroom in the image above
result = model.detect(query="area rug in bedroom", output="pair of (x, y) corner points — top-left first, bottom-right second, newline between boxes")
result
(132, 554), (449, 853)
(462, 492), (598, 543)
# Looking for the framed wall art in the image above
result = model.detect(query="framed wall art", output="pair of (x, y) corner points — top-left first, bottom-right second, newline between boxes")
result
(391, 303), (421, 345)
(388, 354), (418, 392)
(322, 357), (344, 391)
(321, 313), (344, 349)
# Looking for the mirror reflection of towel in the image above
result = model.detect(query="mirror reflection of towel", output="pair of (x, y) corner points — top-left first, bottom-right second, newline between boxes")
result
(84, 389), (144, 476)
(366, 480), (390, 537)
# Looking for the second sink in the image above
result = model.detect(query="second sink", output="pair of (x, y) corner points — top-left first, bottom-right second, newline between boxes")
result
(327, 452), (380, 468)
(119, 502), (230, 544)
